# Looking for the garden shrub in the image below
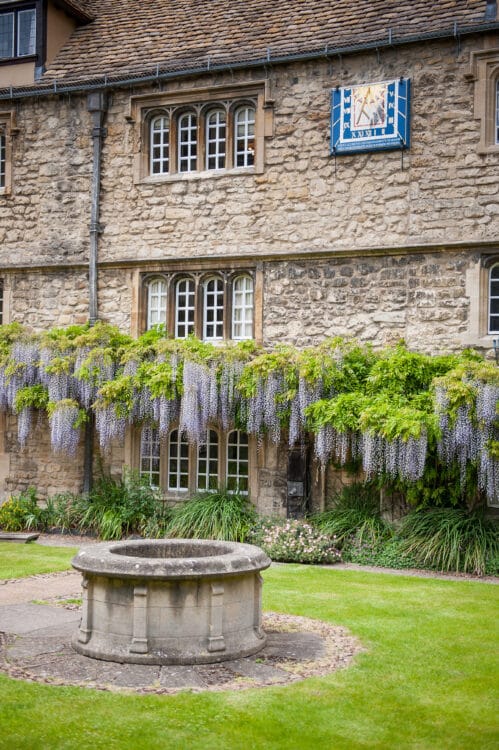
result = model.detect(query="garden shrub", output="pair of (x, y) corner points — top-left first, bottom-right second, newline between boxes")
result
(311, 482), (393, 547)
(341, 535), (419, 569)
(166, 490), (256, 542)
(398, 507), (499, 576)
(79, 470), (166, 540)
(248, 517), (341, 564)
(0, 487), (48, 531)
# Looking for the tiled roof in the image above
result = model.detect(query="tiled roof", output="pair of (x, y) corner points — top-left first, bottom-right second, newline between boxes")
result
(54, 0), (95, 23)
(43, 0), (496, 83)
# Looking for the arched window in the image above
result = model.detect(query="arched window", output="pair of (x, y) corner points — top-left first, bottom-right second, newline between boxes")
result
(203, 277), (224, 340)
(206, 109), (226, 170)
(178, 112), (197, 172)
(175, 278), (195, 338)
(168, 429), (189, 491)
(232, 275), (254, 340)
(150, 115), (170, 175)
(140, 426), (161, 487)
(147, 278), (167, 330)
(489, 263), (499, 333)
(234, 105), (255, 167)
(227, 430), (249, 494)
(197, 429), (219, 490)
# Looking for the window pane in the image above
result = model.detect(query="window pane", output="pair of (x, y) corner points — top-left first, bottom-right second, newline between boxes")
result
(197, 430), (219, 490)
(150, 116), (169, 175)
(140, 427), (161, 487)
(175, 278), (195, 338)
(0, 13), (14, 59)
(168, 429), (189, 491)
(147, 278), (167, 330)
(206, 109), (226, 170)
(18, 9), (36, 56)
(178, 113), (197, 172)
(234, 106), (255, 167)
(226, 431), (249, 494)
(489, 264), (499, 333)
(232, 275), (254, 340)
(203, 277), (224, 340)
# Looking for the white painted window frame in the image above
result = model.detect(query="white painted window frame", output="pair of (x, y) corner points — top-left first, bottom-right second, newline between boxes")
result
(196, 429), (219, 491)
(234, 105), (256, 167)
(147, 278), (167, 330)
(232, 275), (254, 340)
(178, 112), (197, 172)
(168, 428), (189, 491)
(203, 277), (224, 341)
(140, 426), (161, 487)
(226, 430), (249, 494)
(489, 262), (499, 333)
(150, 115), (170, 175)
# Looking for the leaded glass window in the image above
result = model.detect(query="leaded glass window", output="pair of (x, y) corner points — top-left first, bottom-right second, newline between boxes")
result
(203, 277), (224, 340)
(178, 112), (197, 172)
(489, 263), (499, 333)
(147, 278), (167, 330)
(232, 275), (253, 340)
(175, 278), (195, 338)
(234, 106), (255, 167)
(168, 429), (189, 491)
(197, 430), (219, 490)
(227, 431), (249, 494)
(150, 115), (170, 175)
(206, 109), (226, 170)
(140, 427), (161, 487)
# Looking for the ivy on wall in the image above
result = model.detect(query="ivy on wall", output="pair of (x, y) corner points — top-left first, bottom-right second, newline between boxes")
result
(0, 322), (497, 505)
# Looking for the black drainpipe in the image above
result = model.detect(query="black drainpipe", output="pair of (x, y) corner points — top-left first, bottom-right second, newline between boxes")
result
(83, 92), (108, 494)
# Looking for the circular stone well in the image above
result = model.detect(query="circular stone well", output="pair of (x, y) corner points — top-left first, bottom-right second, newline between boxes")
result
(71, 539), (271, 665)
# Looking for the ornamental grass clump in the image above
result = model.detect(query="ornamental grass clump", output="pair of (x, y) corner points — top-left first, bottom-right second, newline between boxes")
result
(79, 471), (165, 540)
(398, 507), (499, 576)
(312, 482), (392, 547)
(166, 490), (256, 542)
(249, 518), (341, 564)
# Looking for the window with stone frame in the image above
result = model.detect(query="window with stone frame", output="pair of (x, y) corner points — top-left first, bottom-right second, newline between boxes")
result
(131, 81), (272, 183)
(139, 426), (249, 495)
(147, 101), (255, 177)
(489, 262), (499, 334)
(0, 5), (36, 60)
(144, 271), (255, 342)
(468, 49), (499, 154)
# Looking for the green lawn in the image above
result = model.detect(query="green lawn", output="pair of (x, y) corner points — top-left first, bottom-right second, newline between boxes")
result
(0, 548), (497, 749)
(0, 542), (76, 579)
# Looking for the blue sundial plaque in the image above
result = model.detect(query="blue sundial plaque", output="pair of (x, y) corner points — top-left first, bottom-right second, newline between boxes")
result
(331, 78), (411, 154)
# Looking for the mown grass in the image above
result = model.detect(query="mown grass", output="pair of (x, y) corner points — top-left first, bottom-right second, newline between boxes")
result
(0, 549), (497, 749)
(0, 542), (76, 579)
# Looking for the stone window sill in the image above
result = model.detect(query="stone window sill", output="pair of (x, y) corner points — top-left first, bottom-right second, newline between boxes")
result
(137, 166), (257, 185)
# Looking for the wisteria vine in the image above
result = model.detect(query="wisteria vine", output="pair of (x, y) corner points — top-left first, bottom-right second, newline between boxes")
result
(0, 322), (497, 504)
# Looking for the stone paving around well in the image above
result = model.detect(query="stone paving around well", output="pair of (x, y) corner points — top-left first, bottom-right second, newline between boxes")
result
(0, 571), (363, 694)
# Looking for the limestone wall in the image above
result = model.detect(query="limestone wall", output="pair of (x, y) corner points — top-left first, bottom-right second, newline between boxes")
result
(0, 36), (496, 273)
(96, 37), (497, 263)
(262, 250), (478, 351)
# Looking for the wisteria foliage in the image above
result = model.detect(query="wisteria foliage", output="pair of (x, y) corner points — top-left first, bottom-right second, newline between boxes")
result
(0, 323), (497, 503)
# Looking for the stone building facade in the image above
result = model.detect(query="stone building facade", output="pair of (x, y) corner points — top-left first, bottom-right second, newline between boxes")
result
(0, 0), (498, 514)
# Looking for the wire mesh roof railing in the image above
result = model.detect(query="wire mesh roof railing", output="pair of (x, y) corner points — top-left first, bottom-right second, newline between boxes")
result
(0, 18), (498, 101)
